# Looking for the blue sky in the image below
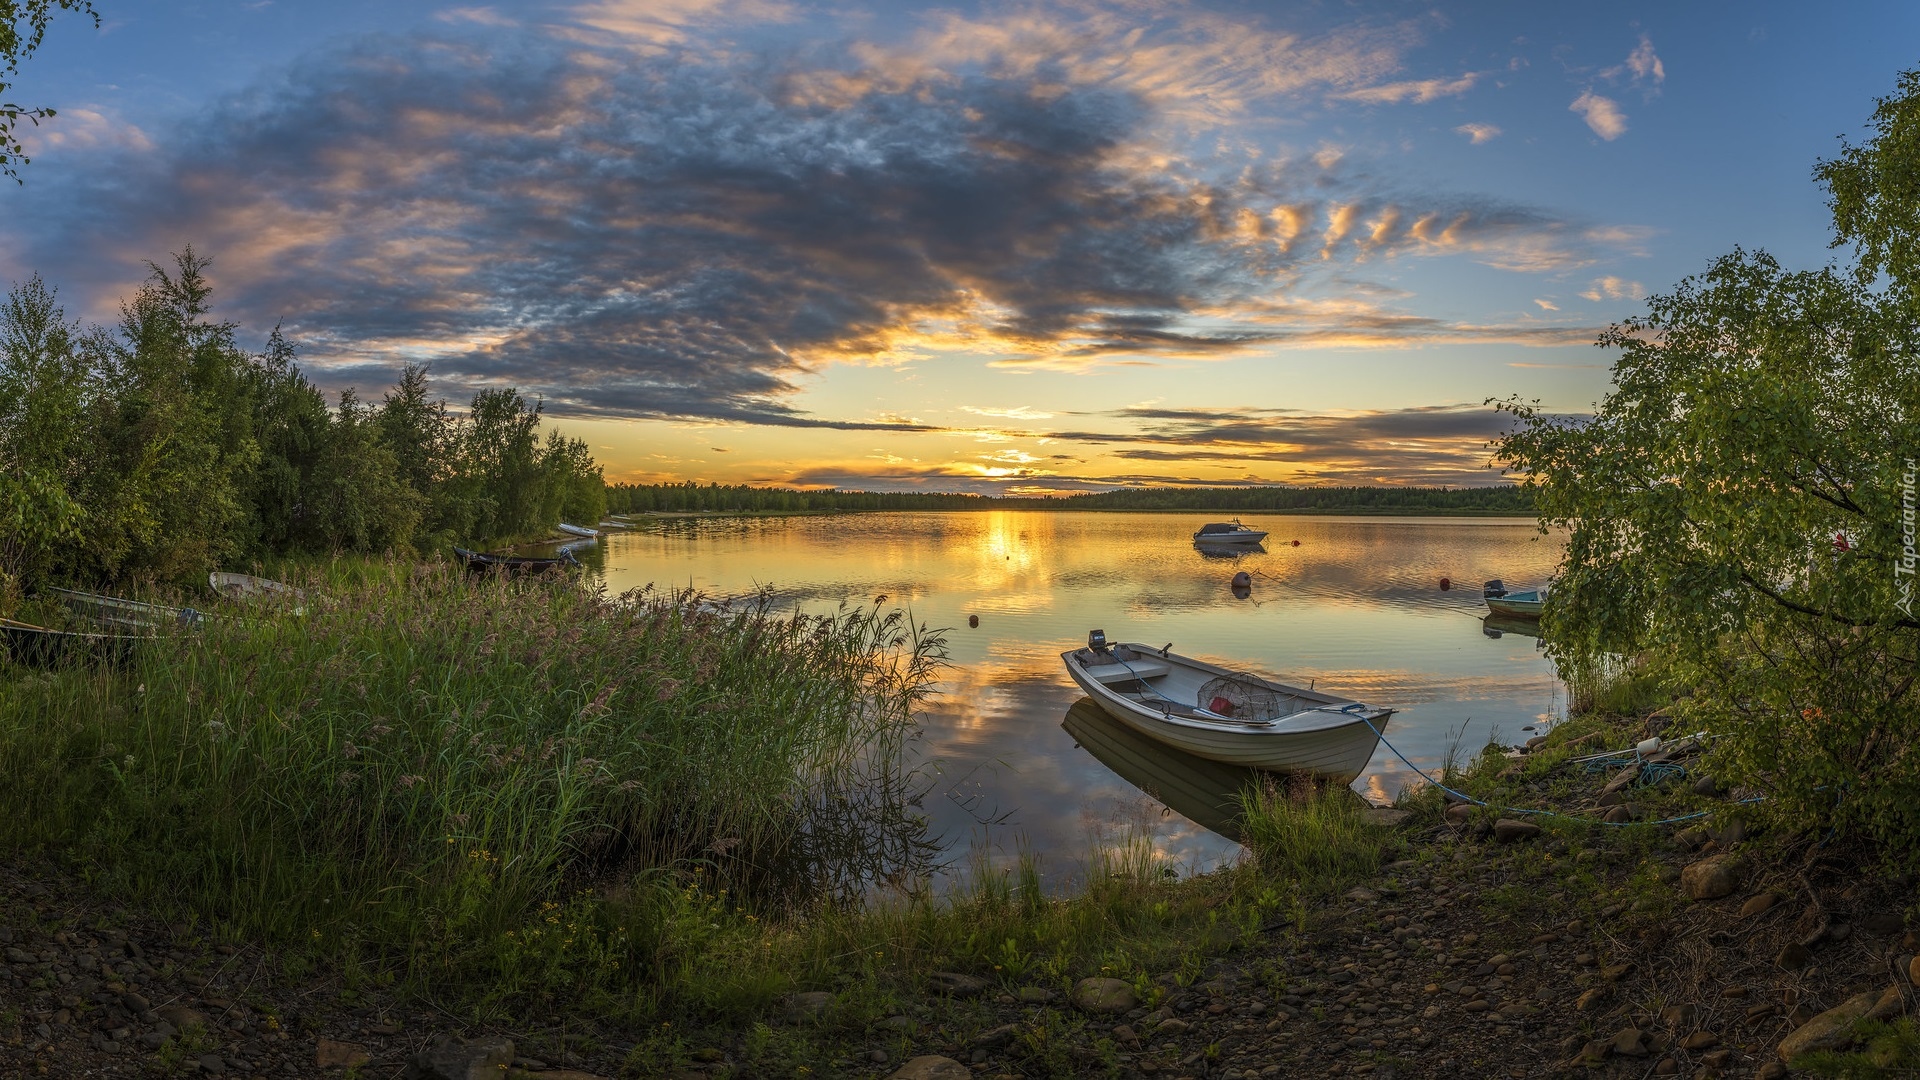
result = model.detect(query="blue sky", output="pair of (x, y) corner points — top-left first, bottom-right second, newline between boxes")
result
(5, 0), (1915, 490)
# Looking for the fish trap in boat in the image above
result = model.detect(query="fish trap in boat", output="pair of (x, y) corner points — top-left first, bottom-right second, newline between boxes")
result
(1198, 676), (1287, 721)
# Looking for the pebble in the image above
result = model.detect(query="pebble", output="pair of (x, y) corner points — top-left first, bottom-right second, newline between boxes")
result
(886, 1056), (971, 1080)
(1072, 977), (1139, 1014)
(926, 971), (990, 998)
(1679, 854), (1743, 901)
(1738, 892), (1781, 918)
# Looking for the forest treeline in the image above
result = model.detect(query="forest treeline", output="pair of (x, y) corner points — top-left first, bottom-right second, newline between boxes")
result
(605, 481), (1533, 515)
(0, 251), (605, 591)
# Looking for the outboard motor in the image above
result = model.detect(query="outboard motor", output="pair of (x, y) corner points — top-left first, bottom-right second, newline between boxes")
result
(1087, 629), (1110, 656)
(1483, 579), (1507, 599)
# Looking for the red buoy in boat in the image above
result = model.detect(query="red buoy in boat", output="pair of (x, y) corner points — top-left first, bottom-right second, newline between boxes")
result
(1439, 576), (1452, 591)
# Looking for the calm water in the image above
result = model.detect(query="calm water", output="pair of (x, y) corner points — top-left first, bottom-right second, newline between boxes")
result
(552, 512), (1562, 886)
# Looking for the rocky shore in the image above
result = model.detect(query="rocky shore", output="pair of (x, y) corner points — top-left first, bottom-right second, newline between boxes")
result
(2, 712), (1911, 1079)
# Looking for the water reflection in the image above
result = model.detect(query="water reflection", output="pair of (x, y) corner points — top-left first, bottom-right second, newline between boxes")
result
(1061, 697), (1261, 842)
(546, 512), (1563, 886)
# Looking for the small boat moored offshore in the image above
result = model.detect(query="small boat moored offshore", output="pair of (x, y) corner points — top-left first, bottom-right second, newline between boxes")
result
(556, 523), (601, 538)
(1482, 579), (1546, 619)
(1192, 520), (1269, 545)
(0, 617), (147, 668)
(1061, 631), (1394, 781)
(209, 572), (307, 611)
(454, 546), (581, 577)
(45, 586), (207, 629)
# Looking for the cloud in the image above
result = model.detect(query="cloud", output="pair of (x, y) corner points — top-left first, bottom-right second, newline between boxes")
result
(436, 7), (517, 27)
(1454, 122), (1501, 144)
(1532, 298), (1558, 311)
(16, 106), (153, 156)
(1569, 90), (1627, 140)
(1580, 275), (1644, 301)
(6, 13), (1642, 425)
(1332, 72), (1479, 105)
(1623, 34), (1665, 89)
(961, 405), (1055, 420)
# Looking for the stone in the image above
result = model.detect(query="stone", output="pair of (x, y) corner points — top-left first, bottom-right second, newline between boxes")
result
(1659, 1005), (1696, 1029)
(405, 1036), (514, 1080)
(1602, 963), (1636, 982)
(878, 1015), (917, 1032)
(1601, 766), (1642, 796)
(1910, 955), (1920, 987)
(1525, 736), (1548, 751)
(1575, 989), (1607, 1011)
(1673, 827), (1711, 851)
(1863, 913), (1906, 937)
(1073, 977), (1139, 1014)
(1345, 887), (1381, 903)
(1610, 1028), (1647, 1057)
(1777, 988), (1901, 1061)
(886, 1056), (971, 1080)
(1445, 804), (1474, 824)
(1678, 1031), (1718, 1051)
(1739, 892), (1781, 918)
(316, 1039), (372, 1069)
(1775, 943), (1811, 971)
(158, 1005), (207, 1031)
(1016, 986), (1056, 1004)
(1679, 854), (1742, 901)
(197, 1054), (227, 1074)
(1710, 819), (1749, 847)
(785, 991), (834, 1020)
(1603, 805), (1633, 823)
(926, 971), (990, 998)
(970, 1024), (1017, 1048)
(1157, 1018), (1191, 1036)
(1692, 775), (1722, 797)
(1493, 819), (1542, 843)
(1363, 808), (1411, 828)
(1757, 1064), (1788, 1080)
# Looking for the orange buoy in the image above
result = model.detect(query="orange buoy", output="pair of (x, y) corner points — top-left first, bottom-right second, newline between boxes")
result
(1439, 577), (1452, 591)
(1231, 571), (1252, 589)
(1290, 539), (1300, 547)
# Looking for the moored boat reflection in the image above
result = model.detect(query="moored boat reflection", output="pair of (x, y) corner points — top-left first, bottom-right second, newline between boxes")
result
(1062, 697), (1267, 843)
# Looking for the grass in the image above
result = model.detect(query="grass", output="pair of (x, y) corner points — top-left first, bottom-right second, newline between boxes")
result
(0, 567), (944, 1012)
(1239, 778), (1398, 893)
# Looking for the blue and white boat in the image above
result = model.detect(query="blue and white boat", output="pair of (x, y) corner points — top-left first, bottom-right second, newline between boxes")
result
(1482, 579), (1546, 619)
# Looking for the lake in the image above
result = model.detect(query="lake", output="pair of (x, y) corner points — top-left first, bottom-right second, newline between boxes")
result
(557, 512), (1563, 889)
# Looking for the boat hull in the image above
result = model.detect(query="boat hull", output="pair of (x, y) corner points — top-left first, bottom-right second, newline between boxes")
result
(1062, 645), (1391, 782)
(1484, 593), (1543, 618)
(0, 618), (144, 668)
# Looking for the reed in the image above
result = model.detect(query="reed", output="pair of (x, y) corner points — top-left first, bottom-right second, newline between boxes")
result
(0, 568), (943, 1005)
(1238, 778), (1395, 891)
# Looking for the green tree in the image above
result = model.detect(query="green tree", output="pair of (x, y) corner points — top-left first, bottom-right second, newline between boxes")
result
(1, 1), (100, 181)
(1493, 70), (1920, 857)
(0, 273), (85, 594)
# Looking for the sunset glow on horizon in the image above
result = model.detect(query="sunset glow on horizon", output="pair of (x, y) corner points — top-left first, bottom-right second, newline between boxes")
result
(6, 0), (1914, 493)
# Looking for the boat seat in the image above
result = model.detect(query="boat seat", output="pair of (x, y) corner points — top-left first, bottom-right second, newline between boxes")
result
(1082, 658), (1172, 684)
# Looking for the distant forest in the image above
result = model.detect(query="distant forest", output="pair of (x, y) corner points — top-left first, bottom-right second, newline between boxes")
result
(0, 253), (605, 589)
(605, 482), (1534, 515)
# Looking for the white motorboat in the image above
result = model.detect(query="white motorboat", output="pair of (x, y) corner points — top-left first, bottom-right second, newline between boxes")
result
(1193, 520), (1268, 545)
(1482, 579), (1546, 619)
(1061, 632), (1393, 781)
(557, 522), (601, 538)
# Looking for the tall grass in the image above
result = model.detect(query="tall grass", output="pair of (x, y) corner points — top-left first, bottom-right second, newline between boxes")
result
(1238, 778), (1395, 892)
(0, 569), (943, 1004)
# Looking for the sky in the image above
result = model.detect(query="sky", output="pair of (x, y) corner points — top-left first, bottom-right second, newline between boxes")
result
(3, 0), (1915, 493)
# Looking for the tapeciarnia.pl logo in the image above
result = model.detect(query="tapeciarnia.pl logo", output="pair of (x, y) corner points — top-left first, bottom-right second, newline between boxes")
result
(1899, 458), (1917, 618)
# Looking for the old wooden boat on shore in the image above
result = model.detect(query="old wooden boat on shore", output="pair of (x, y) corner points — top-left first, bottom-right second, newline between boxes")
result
(454, 546), (581, 577)
(1061, 632), (1393, 781)
(0, 617), (146, 668)
(45, 587), (207, 629)
(209, 572), (307, 610)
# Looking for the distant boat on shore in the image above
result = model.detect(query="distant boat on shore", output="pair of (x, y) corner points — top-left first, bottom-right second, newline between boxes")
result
(557, 523), (600, 538)
(0, 617), (147, 668)
(45, 587), (207, 630)
(454, 546), (580, 577)
(209, 573), (307, 611)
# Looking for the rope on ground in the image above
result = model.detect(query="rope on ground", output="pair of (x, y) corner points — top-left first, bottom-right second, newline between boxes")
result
(1356, 715), (1762, 828)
